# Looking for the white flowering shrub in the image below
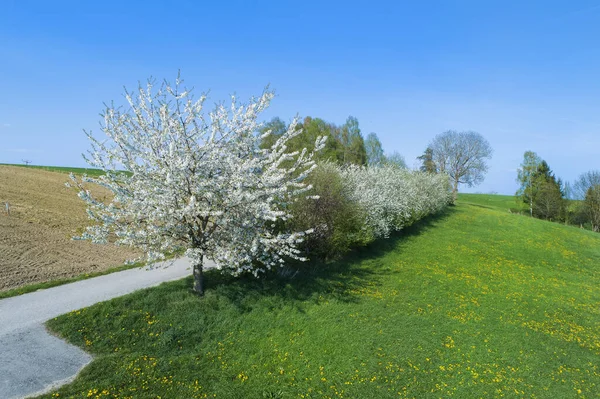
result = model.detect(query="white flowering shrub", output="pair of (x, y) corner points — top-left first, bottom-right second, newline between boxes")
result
(69, 75), (325, 294)
(340, 165), (451, 238)
(287, 162), (372, 261)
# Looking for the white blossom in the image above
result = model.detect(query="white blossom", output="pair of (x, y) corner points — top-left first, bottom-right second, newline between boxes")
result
(71, 75), (324, 293)
(340, 164), (451, 238)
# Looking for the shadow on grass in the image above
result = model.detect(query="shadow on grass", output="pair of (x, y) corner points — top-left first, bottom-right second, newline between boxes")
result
(199, 207), (457, 310)
(44, 207), (457, 359)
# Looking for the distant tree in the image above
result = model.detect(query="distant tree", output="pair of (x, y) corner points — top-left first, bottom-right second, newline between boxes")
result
(261, 117), (340, 164)
(429, 130), (492, 202)
(70, 76), (325, 295)
(417, 147), (436, 173)
(562, 180), (575, 225)
(259, 117), (288, 149)
(516, 151), (543, 217)
(338, 116), (367, 165)
(364, 132), (385, 166)
(260, 115), (367, 167)
(534, 179), (564, 221)
(584, 185), (600, 232)
(574, 170), (600, 231)
(563, 181), (573, 200)
(533, 161), (564, 200)
(302, 117), (345, 163)
(573, 170), (600, 199)
(383, 151), (407, 169)
(517, 156), (565, 221)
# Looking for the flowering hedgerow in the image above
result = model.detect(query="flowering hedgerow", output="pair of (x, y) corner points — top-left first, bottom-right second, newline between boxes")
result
(340, 164), (451, 239)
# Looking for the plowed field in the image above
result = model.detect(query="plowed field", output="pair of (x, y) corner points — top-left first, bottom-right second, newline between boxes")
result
(0, 166), (139, 291)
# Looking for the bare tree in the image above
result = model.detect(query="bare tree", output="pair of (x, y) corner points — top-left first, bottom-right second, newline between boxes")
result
(574, 170), (600, 231)
(573, 170), (600, 199)
(584, 186), (600, 232)
(429, 130), (493, 202)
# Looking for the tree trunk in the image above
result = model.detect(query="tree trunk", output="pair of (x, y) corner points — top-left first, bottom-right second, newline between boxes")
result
(193, 258), (204, 296)
(528, 177), (533, 217)
(452, 180), (459, 203)
(530, 197), (533, 217)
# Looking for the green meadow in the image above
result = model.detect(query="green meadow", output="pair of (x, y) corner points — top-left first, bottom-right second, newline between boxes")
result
(458, 193), (528, 213)
(0, 163), (105, 177)
(40, 197), (600, 398)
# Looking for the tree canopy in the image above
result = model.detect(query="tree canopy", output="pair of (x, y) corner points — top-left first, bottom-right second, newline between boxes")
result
(516, 151), (565, 221)
(516, 151), (543, 217)
(429, 130), (493, 201)
(574, 170), (600, 231)
(71, 77), (325, 294)
(417, 147), (436, 173)
(383, 151), (407, 169)
(364, 132), (385, 166)
(260, 115), (368, 166)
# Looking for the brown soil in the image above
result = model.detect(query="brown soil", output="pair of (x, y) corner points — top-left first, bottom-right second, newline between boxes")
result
(0, 166), (140, 292)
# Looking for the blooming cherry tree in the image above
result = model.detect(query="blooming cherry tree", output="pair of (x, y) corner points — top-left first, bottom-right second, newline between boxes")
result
(70, 76), (325, 295)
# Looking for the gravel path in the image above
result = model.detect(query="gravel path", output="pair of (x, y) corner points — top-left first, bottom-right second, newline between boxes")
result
(0, 257), (207, 399)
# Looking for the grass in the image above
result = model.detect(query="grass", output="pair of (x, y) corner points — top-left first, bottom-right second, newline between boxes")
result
(458, 193), (587, 229)
(39, 199), (600, 398)
(457, 193), (527, 213)
(0, 163), (106, 177)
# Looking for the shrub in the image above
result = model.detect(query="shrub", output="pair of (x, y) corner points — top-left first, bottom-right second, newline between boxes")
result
(287, 163), (372, 261)
(340, 164), (451, 238)
(285, 163), (450, 264)
(584, 185), (600, 232)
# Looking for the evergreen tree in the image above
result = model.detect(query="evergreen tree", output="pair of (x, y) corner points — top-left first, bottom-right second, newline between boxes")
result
(417, 147), (436, 173)
(517, 155), (565, 221)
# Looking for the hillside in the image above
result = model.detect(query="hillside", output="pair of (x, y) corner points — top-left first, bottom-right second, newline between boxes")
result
(41, 199), (600, 398)
(458, 193), (528, 213)
(0, 165), (138, 292)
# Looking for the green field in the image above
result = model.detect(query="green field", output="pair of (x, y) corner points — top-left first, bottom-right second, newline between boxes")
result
(39, 198), (600, 398)
(457, 193), (527, 213)
(0, 163), (106, 177)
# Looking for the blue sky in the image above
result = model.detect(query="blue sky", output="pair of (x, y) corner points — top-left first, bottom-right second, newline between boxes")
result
(2, 0), (600, 194)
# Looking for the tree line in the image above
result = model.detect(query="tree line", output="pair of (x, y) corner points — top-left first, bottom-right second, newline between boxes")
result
(262, 119), (496, 205)
(260, 116), (407, 168)
(516, 151), (600, 231)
